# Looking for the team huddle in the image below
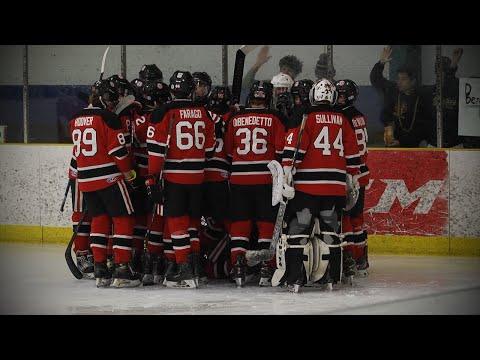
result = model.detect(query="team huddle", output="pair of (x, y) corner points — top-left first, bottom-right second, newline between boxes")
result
(67, 63), (370, 293)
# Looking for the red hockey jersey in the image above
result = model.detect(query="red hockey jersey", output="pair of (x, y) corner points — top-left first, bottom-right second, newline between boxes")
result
(340, 105), (370, 187)
(131, 108), (152, 178)
(147, 100), (216, 185)
(282, 104), (361, 196)
(225, 108), (287, 185)
(69, 106), (133, 192)
(204, 110), (231, 183)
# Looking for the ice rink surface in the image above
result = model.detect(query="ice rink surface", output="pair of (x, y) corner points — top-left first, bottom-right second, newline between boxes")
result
(0, 242), (479, 315)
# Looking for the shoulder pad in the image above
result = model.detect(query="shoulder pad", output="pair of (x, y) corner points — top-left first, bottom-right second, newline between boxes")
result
(150, 103), (171, 124)
(101, 109), (122, 130)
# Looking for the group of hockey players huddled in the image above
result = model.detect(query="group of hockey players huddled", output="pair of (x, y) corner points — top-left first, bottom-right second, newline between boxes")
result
(68, 62), (369, 293)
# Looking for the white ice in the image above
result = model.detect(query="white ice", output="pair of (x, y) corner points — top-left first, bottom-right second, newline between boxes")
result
(0, 242), (479, 315)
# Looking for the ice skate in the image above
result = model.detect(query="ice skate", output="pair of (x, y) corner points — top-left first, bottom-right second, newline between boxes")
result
(165, 262), (197, 289)
(233, 254), (247, 288)
(76, 250), (94, 280)
(141, 252), (156, 286)
(153, 256), (165, 284)
(94, 262), (112, 288)
(259, 261), (274, 287)
(342, 251), (356, 286)
(355, 255), (369, 277)
(106, 254), (115, 276)
(190, 253), (207, 287)
(111, 262), (141, 288)
(162, 259), (177, 286)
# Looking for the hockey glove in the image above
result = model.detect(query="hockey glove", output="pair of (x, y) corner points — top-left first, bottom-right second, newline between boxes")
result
(283, 165), (295, 186)
(145, 176), (163, 204)
(123, 170), (142, 191)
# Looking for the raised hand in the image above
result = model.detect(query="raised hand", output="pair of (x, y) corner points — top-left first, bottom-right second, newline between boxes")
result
(451, 48), (463, 67)
(380, 46), (393, 64)
(255, 45), (272, 67)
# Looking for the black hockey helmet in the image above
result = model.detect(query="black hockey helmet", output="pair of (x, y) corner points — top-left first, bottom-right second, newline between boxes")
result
(139, 64), (163, 82)
(169, 70), (195, 99)
(291, 79), (314, 105)
(247, 80), (273, 108)
(97, 79), (119, 106)
(142, 80), (172, 108)
(130, 78), (145, 99)
(335, 79), (359, 104)
(192, 72), (212, 88)
(207, 86), (232, 111)
(107, 74), (135, 97)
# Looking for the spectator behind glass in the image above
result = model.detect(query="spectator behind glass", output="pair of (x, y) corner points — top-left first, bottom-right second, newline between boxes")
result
(242, 46), (303, 98)
(370, 46), (432, 148)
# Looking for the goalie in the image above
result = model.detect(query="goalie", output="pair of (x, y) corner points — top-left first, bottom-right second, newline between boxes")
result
(274, 79), (361, 293)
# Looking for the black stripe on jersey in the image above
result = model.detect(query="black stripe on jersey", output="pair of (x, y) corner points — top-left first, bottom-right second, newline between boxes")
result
(110, 146), (128, 158)
(78, 165), (120, 180)
(294, 171), (346, 183)
(147, 142), (166, 156)
(360, 165), (369, 173)
(70, 158), (77, 169)
(135, 155), (148, 167)
(164, 161), (205, 171)
(206, 158), (229, 172)
(346, 156), (361, 166)
(206, 150), (214, 159)
(231, 163), (269, 173)
(230, 238), (249, 249)
(113, 237), (132, 248)
(124, 134), (132, 144)
(282, 149), (305, 162)
(148, 232), (163, 243)
(73, 223), (91, 234)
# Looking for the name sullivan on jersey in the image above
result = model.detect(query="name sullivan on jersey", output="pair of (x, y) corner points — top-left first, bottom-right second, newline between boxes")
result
(315, 114), (343, 125)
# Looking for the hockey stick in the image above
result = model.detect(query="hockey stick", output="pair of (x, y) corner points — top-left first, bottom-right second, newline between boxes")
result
(60, 179), (72, 212)
(145, 114), (175, 240)
(65, 210), (87, 279)
(231, 45), (260, 105)
(99, 46), (110, 81)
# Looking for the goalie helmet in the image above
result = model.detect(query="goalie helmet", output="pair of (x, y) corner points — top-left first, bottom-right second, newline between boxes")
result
(169, 70), (195, 99)
(139, 64), (163, 82)
(335, 79), (359, 105)
(207, 86), (231, 113)
(291, 79), (314, 105)
(142, 80), (171, 108)
(246, 80), (273, 108)
(271, 73), (294, 90)
(309, 78), (337, 105)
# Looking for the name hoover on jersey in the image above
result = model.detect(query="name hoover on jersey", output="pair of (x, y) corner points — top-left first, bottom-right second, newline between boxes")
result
(75, 117), (94, 127)
(315, 114), (343, 125)
(179, 109), (202, 119)
(233, 116), (272, 127)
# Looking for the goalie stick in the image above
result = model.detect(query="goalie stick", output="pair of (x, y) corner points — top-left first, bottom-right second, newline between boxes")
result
(231, 45), (260, 105)
(245, 114), (308, 266)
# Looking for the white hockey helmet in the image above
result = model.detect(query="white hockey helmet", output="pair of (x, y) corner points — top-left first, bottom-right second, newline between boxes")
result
(271, 73), (294, 90)
(309, 78), (337, 105)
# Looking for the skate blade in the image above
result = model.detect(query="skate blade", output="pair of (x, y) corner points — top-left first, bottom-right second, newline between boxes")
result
(166, 280), (197, 289)
(83, 272), (95, 280)
(259, 277), (272, 287)
(112, 278), (141, 288)
(235, 278), (245, 288)
(153, 275), (165, 284)
(356, 269), (369, 277)
(142, 274), (154, 286)
(95, 278), (112, 288)
(287, 284), (301, 293)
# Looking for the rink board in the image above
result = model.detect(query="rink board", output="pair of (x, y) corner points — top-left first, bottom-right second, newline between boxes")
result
(0, 145), (479, 256)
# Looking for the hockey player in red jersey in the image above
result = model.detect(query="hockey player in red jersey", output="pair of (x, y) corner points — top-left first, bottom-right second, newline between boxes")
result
(335, 79), (370, 276)
(69, 80), (141, 288)
(133, 79), (172, 285)
(224, 80), (288, 287)
(279, 78), (361, 292)
(146, 70), (215, 288)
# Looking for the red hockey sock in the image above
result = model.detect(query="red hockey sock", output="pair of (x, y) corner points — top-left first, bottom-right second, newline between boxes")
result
(90, 214), (111, 263)
(112, 215), (135, 264)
